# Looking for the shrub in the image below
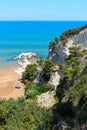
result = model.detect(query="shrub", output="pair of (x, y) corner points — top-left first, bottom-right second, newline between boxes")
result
(37, 58), (44, 67)
(49, 42), (55, 50)
(25, 83), (49, 99)
(42, 59), (54, 82)
(55, 37), (59, 44)
(22, 64), (37, 83)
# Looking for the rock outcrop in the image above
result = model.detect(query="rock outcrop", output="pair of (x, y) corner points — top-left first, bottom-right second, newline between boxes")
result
(14, 52), (40, 75)
(37, 91), (56, 108)
(14, 25), (87, 87)
(48, 43), (70, 65)
(48, 26), (87, 87)
(14, 52), (37, 66)
(67, 28), (87, 47)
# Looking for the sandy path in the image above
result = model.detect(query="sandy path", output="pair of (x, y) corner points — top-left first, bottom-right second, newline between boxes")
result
(0, 66), (25, 100)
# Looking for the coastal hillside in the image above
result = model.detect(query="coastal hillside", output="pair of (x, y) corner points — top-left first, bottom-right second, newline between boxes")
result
(48, 25), (87, 63)
(48, 25), (87, 86)
(0, 25), (87, 130)
(54, 46), (87, 130)
(47, 25), (87, 130)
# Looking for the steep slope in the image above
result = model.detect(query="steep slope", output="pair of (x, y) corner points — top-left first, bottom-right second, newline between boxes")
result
(48, 25), (87, 64)
(48, 25), (87, 87)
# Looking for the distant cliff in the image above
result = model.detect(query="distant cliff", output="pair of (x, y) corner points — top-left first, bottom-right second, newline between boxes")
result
(48, 25), (87, 64)
(48, 25), (87, 87)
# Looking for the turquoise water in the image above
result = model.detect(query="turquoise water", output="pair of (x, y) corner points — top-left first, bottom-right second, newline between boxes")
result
(0, 21), (87, 68)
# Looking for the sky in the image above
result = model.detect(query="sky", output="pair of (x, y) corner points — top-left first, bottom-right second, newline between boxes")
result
(0, 0), (87, 21)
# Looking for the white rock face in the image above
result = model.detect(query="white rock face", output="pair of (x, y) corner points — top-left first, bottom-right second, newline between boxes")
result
(48, 28), (87, 87)
(49, 28), (87, 66)
(34, 70), (42, 84)
(14, 52), (37, 66)
(67, 28), (87, 47)
(48, 43), (70, 65)
(48, 65), (60, 87)
(48, 43), (70, 87)
(14, 52), (37, 75)
(37, 91), (56, 108)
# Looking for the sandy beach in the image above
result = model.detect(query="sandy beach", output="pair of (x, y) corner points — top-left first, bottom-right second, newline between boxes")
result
(0, 66), (25, 100)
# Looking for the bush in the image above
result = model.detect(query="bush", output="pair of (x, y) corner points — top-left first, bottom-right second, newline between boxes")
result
(61, 24), (87, 39)
(42, 59), (54, 82)
(55, 37), (59, 44)
(22, 64), (37, 83)
(4, 99), (53, 130)
(54, 46), (87, 128)
(49, 42), (55, 50)
(25, 83), (49, 99)
(37, 58), (44, 67)
(38, 83), (49, 93)
(26, 85), (40, 99)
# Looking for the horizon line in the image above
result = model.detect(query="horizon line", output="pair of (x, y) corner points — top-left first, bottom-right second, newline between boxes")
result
(0, 20), (87, 22)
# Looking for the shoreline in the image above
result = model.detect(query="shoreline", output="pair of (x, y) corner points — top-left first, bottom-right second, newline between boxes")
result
(0, 52), (39, 100)
(0, 62), (17, 71)
(0, 64), (25, 100)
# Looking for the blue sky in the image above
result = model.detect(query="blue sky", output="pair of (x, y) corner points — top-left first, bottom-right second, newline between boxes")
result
(0, 0), (87, 21)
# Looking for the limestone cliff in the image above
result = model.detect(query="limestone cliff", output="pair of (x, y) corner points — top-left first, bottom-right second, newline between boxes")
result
(67, 28), (87, 47)
(48, 25), (87, 87)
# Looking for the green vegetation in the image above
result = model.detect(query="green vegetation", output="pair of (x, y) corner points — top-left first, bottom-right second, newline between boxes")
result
(1, 28), (87, 129)
(60, 24), (87, 46)
(22, 64), (37, 83)
(55, 37), (59, 44)
(54, 46), (87, 129)
(49, 25), (87, 50)
(60, 33), (67, 46)
(62, 23), (87, 42)
(49, 41), (55, 50)
(0, 59), (54, 129)
(49, 37), (59, 49)
(22, 59), (54, 99)
(0, 98), (53, 130)
(37, 58), (44, 67)
(42, 59), (54, 82)
(25, 83), (49, 99)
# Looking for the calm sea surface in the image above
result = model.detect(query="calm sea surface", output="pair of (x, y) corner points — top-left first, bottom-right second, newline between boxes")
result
(0, 21), (87, 68)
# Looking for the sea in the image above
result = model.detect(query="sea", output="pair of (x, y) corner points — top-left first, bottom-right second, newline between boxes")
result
(0, 21), (87, 68)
